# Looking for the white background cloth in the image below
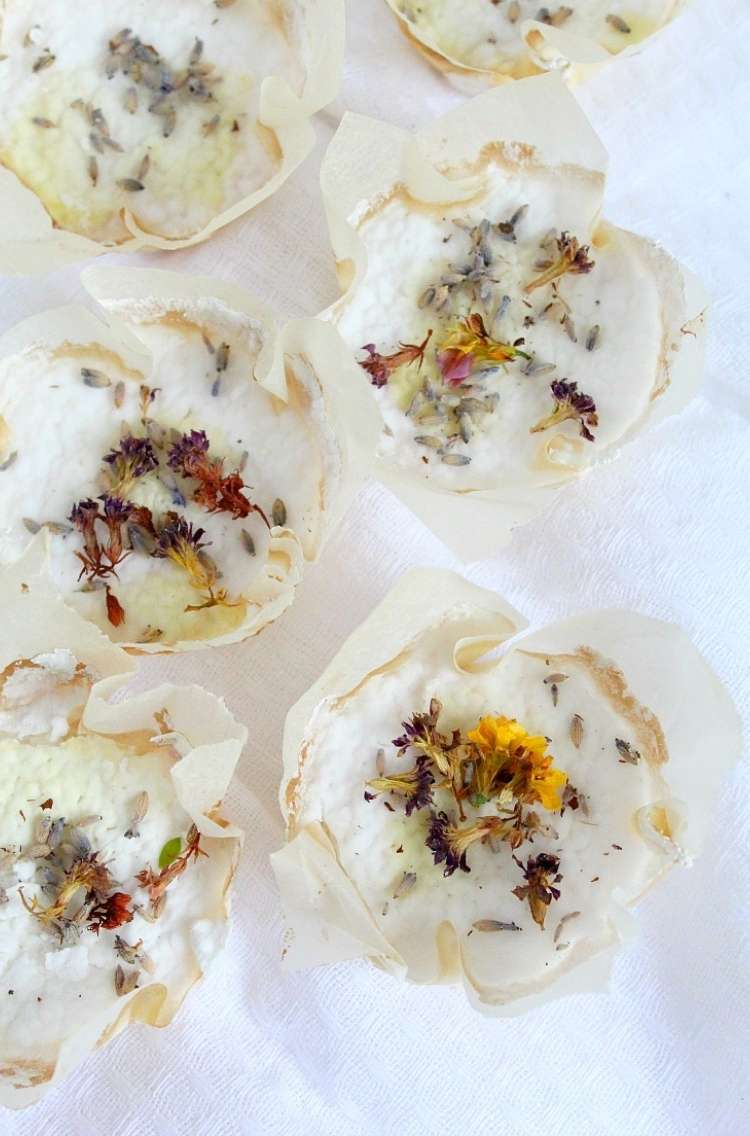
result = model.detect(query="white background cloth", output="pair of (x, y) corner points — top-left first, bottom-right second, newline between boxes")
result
(1, 1), (749, 1133)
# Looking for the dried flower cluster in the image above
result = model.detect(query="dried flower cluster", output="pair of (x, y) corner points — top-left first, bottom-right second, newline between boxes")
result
(365, 698), (568, 927)
(7, 799), (208, 995)
(357, 213), (599, 461)
(437, 313), (530, 385)
(63, 394), (274, 629)
(136, 823), (206, 907)
(168, 430), (269, 524)
(530, 379), (599, 442)
(360, 332), (433, 389)
(70, 29), (231, 193)
(17, 815), (134, 942)
(512, 852), (563, 930)
(524, 232), (595, 294)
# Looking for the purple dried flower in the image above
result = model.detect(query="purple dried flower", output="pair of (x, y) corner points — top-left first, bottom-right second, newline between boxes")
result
(365, 754), (435, 817)
(167, 430), (210, 473)
(530, 379), (598, 442)
(101, 495), (133, 525)
(69, 498), (101, 530)
(154, 514), (208, 558)
(103, 435), (158, 489)
(426, 811), (510, 877)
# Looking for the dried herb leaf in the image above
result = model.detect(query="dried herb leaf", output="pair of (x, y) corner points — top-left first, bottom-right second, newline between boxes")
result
(32, 50), (55, 72)
(81, 367), (111, 389)
(158, 836), (183, 869)
(114, 964), (139, 997)
(216, 343), (230, 372)
(553, 910), (581, 944)
(392, 871), (417, 899)
(117, 178), (145, 192)
(272, 498), (287, 527)
(606, 13), (632, 33)
(615, 738), (641, 765)
(125, 791), (149, 838)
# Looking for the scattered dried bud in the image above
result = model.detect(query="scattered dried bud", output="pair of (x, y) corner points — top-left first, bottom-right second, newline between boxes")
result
(530, 380), (598, 442)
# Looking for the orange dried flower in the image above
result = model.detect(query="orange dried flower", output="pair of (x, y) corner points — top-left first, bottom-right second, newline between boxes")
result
(359, 330), (433, 388)
(168, 430), (268, 524)
(136, 824), (206, 905)
(437, 313), (530, 385)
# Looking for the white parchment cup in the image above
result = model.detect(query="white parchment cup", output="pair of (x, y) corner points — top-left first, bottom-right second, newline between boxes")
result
(272, 569), (741, 1016)
(384, 0), (690, 92)
(0, 542), (247, 1108)
(0, 265), (377, 652)
(0, 0), (345, 274)
(320, 74), (708, 557)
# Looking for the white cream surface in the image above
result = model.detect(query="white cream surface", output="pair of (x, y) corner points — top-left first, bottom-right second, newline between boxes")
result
(294, 626), (671, 996)
(394, 0), (679, 74)
(0, 729), (233, 1066)
(0, 296), (330, 645)
(0, 0), (307, 241)
(334, 161), (664, 490)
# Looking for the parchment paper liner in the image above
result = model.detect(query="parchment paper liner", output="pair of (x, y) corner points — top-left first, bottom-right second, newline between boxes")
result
(0, 0), (345, 275)
(271, 569), (741, 1017)
(0, 541), (247, 1109)
(384, 1), (689, 92)
(320, 74), (707, 557)
(0, 265), (377, 653)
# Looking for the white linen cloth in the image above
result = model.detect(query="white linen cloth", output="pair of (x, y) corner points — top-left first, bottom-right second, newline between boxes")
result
(1, 1), (748, 1133)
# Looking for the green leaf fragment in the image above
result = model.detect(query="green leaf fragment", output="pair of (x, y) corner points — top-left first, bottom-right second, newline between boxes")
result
(158, 836), (183, 869)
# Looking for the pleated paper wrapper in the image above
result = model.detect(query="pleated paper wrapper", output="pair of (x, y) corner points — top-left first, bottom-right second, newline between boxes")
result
(384, 0), (690, 92)
(320, 73), (708, 558)
(0, 265), (378, 653)
(0, 0), (344, 274)
(0, 542), (247, 1109)
(271, 569), (741, 1017)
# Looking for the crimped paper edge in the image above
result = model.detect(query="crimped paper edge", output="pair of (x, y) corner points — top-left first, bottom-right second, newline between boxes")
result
(0, 265), (370, 653)
(384, 0), (689, 90)
(272, 568), (741, 1016)
(0, 541), (247, 1109)
(319, 75), (708, 557)
(0, 0), (345, 275)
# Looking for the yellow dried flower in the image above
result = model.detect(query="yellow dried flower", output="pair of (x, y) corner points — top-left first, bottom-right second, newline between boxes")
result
(467, 715), (567, 812)
(438, 313), (530, 385)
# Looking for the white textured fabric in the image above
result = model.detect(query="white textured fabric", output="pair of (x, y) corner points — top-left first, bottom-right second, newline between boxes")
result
(1, 1), (749, 1133)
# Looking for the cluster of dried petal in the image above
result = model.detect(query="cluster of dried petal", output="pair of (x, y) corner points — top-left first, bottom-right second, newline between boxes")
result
(530, 379), (598, 442)
(512, 852), (563, 929)
(359, 331), (433, 388)
(66, 408), (277, 626)
(167, 430), (268, 523)
(524, 232), (595, 294)
(366, 701), (567, 900)
(437, 313), (529, 385)
(18, 814), (134, 941)
(135, 824), (206, 905)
